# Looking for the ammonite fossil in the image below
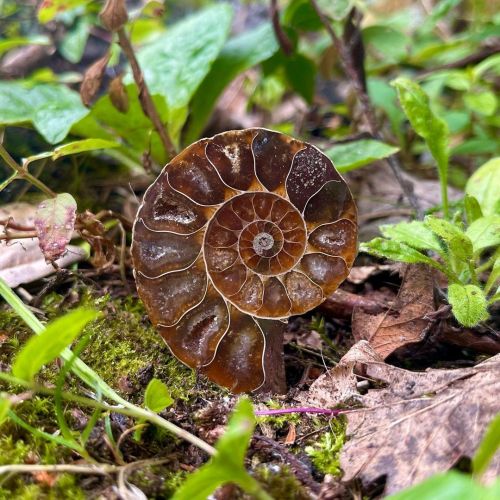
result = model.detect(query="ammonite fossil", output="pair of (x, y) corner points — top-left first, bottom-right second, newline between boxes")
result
(132, 128), (357, 393)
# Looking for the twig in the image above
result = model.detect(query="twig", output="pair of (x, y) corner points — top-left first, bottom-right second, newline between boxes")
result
(270, 0), (293, 56)
(117, 28), (177, 159)
(309, 1), (422, 218)
(0, 463), (119, 476)
(0, 143), (56, 198)
(255, 407), (343, 416)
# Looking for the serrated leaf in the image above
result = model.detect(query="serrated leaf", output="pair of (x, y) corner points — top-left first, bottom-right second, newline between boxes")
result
(326, 139), (399, 172)
(380, 221), (443, 254)
(465, 216), (500, 254)
(172, 398), (262, 500)
(464, 194), (483, 224)
(34, 193), (77, 262)
(447, 284), (489, 327)
(12, 308), (99, 382)
(392, 77), (449, 215)
(185, 22), (278, 145)
(465, 158), (500, 216)
(360, 238), (449, 277)
(144, 378), (173, 413)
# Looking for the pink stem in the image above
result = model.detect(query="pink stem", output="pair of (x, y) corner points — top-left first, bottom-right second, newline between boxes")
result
(254, 407), (343, 416)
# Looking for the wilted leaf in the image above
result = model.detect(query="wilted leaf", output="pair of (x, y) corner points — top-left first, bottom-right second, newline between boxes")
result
(326, 139), (399, 173)
(100, 0), (128, 32)
(352, 265), (435, 358)
(12, 308), (98, 382)
(34, 193), (77, 262)
(335, 345), (500, 494)
(0, 81), (88, 144)
(80, 53), (110, 107)
(448, 283), (489, 327)
(465, 158), (500, 216)
(465, 215), (500, 254)
(185, 22), (278, 144)
(144, 378), (173, 413)
(108, 75), (129, 113)
(380, 221), (443, 254)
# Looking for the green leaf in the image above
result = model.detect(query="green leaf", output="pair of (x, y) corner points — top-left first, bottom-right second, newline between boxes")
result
(144, 378), (173, 413)
(447, 284), (489, 327)
(284, 53), (316, 103)
(0, 36), (50, 56)
(387, 471), (499, 500)
(0, 396), (10, 427)
(12, 308), (99, 382)
(325, 139), (399, 173)
(363, 26), (409, 63)
(380, 221), (443, 254)
(473, 414), (500, 476)
(465, 216), (500, 254)
(173, 398), (268, 500)
(464, 195), (483, 225)
(464, 91), (498, 116)
(360, 238), (450, 277)
(392, 77), (449, 216)
(38, 0), (90, 24)
(316, 0), (352, 20)
(185, 22), (278, 145)
(59, 17), (91, 64)
(130, 4), (233, 138)
(465, 158), (500, 216)
(485, 258), (500, 295)
(0, 81), (88, 144)
(368, 78), (405, 140)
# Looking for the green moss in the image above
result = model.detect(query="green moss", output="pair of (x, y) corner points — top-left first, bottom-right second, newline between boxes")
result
(256, 400), (302, 430)
(254, 465), (309, 499)
(305, 417), (346, 476)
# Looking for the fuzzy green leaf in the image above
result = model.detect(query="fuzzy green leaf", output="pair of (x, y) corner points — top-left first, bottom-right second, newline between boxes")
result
(144, 378), (173, 413)
(392, 77), (449, 215)
(447, 284), (489, 327)
(473, 414), (500, 476)
(12, 308), (99, 382)
(360, 238), (449, 276)
(465, 158), (500, 216)
(380, 221), (443, 254)
(326, 139), (399, 173)
(172, 398), (268, 500)
(465, 216), (500, 254)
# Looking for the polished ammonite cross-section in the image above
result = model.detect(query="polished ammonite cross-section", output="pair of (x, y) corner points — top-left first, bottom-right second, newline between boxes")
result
(132, 128), (357, 393)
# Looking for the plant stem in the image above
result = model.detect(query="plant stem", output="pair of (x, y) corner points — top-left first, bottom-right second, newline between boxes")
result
(0, 143), (56, 198)
(0, 277), (216, 456)
(117, 28), (177, 159)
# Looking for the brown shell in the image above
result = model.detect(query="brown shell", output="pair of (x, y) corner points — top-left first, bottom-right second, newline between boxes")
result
(132, 128), (357, 392)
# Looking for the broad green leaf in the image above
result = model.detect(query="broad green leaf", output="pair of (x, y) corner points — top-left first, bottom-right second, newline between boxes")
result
(363, 26), (409, 63)
(360, 239), (450, 277)
(284, 53), (316, 103)
(392, 77), (449, 216)
(452, 138), (499, 156)
(130, 4), (233, 138)
(173, 398), (267, 500)
(447, 284), (489, 327)
(316, 0), (352, 20)
(0, 396), (10, 427)
(144, 378), (173, 413)
(464, 194), (483, 224)
(388, 471), (499, 500)
(38, 0), (90, 24)
(465, 158), (500, 216)
(34, 193), (77, 261)
(465, 216), (500, 254)
(282, 0), (322, 31)
(325, 139), (399, 173)
(12, 308), (99, 382)
(380, 221), (443, 254)
(59, 17), (91, 64)
(0, 81), (88, 144)
(464, 91), (498, 116)
(185, 22), (278, 145)
(0, 36), (50, 56)
(420, 0), (461, 32)
(473, 414), (500, 476)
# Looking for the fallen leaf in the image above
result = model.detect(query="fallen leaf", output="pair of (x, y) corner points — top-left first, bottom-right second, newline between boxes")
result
(352, 264), (435, 358)
(34, 193), (77, 262)
(339, 352), (500, 494)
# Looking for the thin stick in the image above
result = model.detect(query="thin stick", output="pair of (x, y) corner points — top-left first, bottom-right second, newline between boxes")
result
(0, 143), (56, 198)
(117, 29), (177, 159)
(270, 0), (293, 56)
(309, 1), (422, 218)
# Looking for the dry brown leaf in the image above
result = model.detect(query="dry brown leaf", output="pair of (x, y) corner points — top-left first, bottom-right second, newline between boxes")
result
(80, 53), (110, 107)
(340, 353), (500, 494)
(352, 264), (435, 358)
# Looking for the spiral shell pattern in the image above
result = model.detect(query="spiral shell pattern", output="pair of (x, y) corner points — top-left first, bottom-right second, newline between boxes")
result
(132, 128), (357, 392)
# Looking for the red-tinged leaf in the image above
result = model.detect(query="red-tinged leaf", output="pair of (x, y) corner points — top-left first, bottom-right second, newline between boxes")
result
(34, 193), (77, 262)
